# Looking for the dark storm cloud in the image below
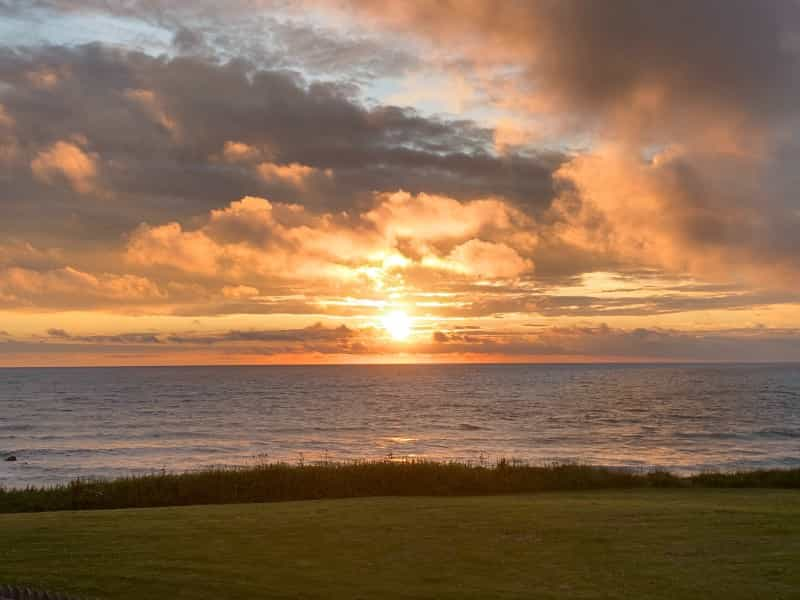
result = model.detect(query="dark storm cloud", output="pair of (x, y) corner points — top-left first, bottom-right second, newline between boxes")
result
(14, 0), (794, 148)
(431, 330), (480, 344)
(344, 0), (800, 135)
(526, 0), (800, 141)
(424, 324), (800, 362)
(17, 321), (373, 360)
(18, 321), (800, 362)
(0, 44), (560, 250)
(172, 27), (206, 54)
(165, 323), (355, 344)
(36, 323), (360, 351)
(2, 1), (418, 82)
(46, 328), (161, 344)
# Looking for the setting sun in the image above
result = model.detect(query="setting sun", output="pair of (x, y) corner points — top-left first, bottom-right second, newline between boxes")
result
(382, 310), (412, 341)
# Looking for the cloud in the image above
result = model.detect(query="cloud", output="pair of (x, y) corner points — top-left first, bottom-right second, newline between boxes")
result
(424, 323), (800, 362)
(10, 321), (800, 364)
(30, 140), (98, 193)
(0, 266), (163, 308)
(337, 1), (800, 141)
(365, 191), (517, 241)
(125, 192), (537, 298)
(123, 88), (179, 137)
(444, 239), (531, 279)
(220, 141), (264, 163)
(318, 0), (800, 287)
(126, 221), (221, 277)
(0, 104), (13, 128)
(221, 284), (260, 299)
(0, 1), (799, 363)
(46, 328), (161, 344)
(172, 26), (206, 54)
(36, 322), (366, 354)
(26, 67), (62, 90)
(431, 330), (479, 344)
(0, 240), (64, 271)
(548, 145), (800, 285)
(256, 161), (331, 187)
(165, 322), (356, 345)
(7, 1), (419, 82)
(0, 44), (559, 251)
(3, 4), (794, 290)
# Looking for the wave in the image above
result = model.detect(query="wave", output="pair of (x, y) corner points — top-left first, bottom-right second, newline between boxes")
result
(457, 423), (490, 431)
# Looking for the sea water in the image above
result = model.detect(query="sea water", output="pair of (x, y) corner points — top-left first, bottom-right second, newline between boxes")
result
(1, 363), (799, 488)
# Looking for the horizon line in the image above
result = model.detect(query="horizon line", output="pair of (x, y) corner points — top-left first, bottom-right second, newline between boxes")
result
(1, 360), (798, 369)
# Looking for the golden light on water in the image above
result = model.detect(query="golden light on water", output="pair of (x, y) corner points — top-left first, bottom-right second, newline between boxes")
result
(382, 310), (412, 341)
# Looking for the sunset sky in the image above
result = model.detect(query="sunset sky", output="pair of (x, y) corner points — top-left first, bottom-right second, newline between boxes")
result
(1, 1), (800, 365)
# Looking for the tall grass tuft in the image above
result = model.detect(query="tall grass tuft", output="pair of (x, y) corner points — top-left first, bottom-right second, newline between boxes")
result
(1, 461), (799, 513)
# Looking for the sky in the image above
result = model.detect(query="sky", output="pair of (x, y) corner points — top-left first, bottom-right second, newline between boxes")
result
(1, 0), (800, 365)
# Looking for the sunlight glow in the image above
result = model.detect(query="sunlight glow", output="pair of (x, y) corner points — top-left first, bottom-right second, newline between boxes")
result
(382, 310), (412, 341)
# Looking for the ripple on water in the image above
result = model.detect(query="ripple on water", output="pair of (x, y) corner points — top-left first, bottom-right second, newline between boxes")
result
(0, 363), (799, 487)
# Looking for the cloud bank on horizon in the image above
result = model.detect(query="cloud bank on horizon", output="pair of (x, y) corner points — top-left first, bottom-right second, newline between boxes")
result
(1, 0), (799, 364)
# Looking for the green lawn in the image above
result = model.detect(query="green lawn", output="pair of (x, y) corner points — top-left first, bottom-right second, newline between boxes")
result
(1, 490), (799, 599)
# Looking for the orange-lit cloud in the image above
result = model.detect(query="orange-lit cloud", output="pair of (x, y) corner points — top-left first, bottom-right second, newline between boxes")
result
(26, 67), (63, 90)
(126, 192), (536, 290)
(124, 88), (180, 138)
(1, 1), (799, 364)
(220, 141), (264, 163)
(0, 105), (13, 129)
(0, 266), (163, 308)
(30, 140), (98, 194)
(443, 239), (531, 279)
(549, 145), (800, 286)
(256, 161), (330, 187)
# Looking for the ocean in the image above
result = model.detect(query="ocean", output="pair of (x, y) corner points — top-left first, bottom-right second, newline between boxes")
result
(1, 363), (799, 488)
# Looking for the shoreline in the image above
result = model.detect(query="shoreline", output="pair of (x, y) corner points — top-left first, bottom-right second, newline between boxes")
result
(2, 460), (799, 513)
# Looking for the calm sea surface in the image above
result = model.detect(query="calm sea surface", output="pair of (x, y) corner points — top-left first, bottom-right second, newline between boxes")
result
(1, 364), (799, 488)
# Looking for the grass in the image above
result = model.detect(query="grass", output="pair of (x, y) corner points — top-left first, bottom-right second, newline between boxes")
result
(1, 489), (799, 599)
(2, 461), (800, 513)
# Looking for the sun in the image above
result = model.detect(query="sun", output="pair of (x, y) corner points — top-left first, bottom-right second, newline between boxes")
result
(382, 310), (412, 341)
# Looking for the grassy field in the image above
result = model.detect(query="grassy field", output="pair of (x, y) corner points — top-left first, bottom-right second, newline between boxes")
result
(1, 489), (799, 599)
